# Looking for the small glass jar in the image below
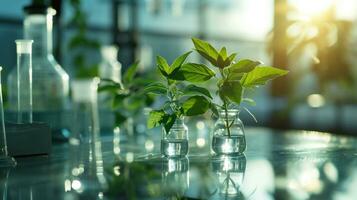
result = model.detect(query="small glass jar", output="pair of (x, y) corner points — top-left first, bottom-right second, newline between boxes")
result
(161, 117), (188, 157)
(212, 109), (246, 155)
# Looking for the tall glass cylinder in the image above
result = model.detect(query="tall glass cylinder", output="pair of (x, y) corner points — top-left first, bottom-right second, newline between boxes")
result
(65, 78), (107, 197)
(15, 39), (33, 123)
(0, 67), (16, 167)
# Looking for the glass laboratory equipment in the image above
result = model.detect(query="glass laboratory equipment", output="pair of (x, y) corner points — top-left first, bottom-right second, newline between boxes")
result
(99, 45), (123, 86)
(0, 168), (10, 198)
(0, 67), (16, 167)
(162, 157), (189, 198)
(13, 40), (33, 124)
(161, 117), (188, 157)
(212, 109), (246, 155)
(65, 78), (107, 198)
(211, 155), (246, 197)
(7, 4), (69, 136)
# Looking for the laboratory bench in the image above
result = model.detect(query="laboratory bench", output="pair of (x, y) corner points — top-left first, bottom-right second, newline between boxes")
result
(1, 127), (357, 200)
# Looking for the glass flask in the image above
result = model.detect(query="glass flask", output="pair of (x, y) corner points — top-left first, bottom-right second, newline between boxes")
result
(99, 45), (122, 85)
(162, 157), (189, 198)
(14, 40), (33, 124)
(211, 154), (246, 197)
(0, 67), (16, 167)
(7, 4), (69, 135)
(212, 109), (246, 155)
(161, 117), (188, 157)
(65, 78), (107, 198)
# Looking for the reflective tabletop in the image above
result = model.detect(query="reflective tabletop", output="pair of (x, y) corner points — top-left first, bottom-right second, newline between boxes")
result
(1, 127), (357, 200)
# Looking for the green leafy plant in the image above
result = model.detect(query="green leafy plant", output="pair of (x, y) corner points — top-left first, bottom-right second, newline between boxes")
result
(145, 51), (215, 133)
(68, 0), (100, 78)
(191, 38), (289, 137)
(99, 62), (155, 127)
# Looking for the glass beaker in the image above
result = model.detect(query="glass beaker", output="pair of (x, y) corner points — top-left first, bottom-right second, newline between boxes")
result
(161, 117), (188, 157)
(0, 67), (16, 167)
(211, 109), (246, 155)
(65, 78), (107, 198)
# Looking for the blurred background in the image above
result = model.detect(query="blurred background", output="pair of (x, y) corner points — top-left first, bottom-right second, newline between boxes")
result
(1, 0), (357, 135)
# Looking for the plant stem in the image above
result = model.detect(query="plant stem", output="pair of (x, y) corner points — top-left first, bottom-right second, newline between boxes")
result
(224, 102), (231, 137)
(167, 79), (180, 117)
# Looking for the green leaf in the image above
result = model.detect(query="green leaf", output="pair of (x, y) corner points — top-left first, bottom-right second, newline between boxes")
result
(182, 84), (212, 99)
(125, 95), (144, 111)
(216, 54), (226, 68)
(192, 38), (219, 67)
(241, 66), (289, 87)
(182, 96), (210, 116)
(220, 81), (243, 105)
(143, 83), (167, 95)
(112, 94), (127, 109)
(123, 61), (139, 84)
(225, 59), (261, 76)
(227, 72), (244, 81)
(219, 47), (227, 60)
(217, 47), (232, 68)
(114, 112), (127, 126)
(169, 51), (192, 73)
(227, 53), (237, 63)
(162, 114), (177, 134)
(147, 110), (165, 129)
(156, 56), (170, 77)
(170, 63), (215, 82)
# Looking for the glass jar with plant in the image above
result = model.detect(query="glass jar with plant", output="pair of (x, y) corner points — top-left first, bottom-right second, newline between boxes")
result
(145, 51), (215, 157)
(190, 38), (289, 155)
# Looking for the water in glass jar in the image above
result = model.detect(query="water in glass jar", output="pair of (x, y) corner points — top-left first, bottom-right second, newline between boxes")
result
(161, 139), (188, 157)
(212, 135), (246, 155)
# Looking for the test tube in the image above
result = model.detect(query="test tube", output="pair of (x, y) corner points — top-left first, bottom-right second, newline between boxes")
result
(0, 66), (16, 167)
(15, 39), (33, 123)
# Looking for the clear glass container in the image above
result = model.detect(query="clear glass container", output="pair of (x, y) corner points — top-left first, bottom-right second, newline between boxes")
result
(7, 5), (69, 135)
(0, 67), (16, 167)
(65, 78), (107, 198)
(211, 154), (246, 197)
(212, 109), (246, 155)
(13, 40), (33, 124)
(161, 157), (189, 197)
(161, 117), (188, 157)
(0, 168), (10, 198)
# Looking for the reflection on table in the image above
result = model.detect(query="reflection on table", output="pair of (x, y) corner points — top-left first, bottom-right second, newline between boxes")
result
(0, 128), (357, 199)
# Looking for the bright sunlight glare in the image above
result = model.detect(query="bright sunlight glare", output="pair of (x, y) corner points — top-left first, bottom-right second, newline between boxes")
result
(293, 0), (334, 17)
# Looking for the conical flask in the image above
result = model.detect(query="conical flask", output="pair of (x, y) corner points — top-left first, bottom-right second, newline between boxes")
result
(65, 78), (107, 199)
